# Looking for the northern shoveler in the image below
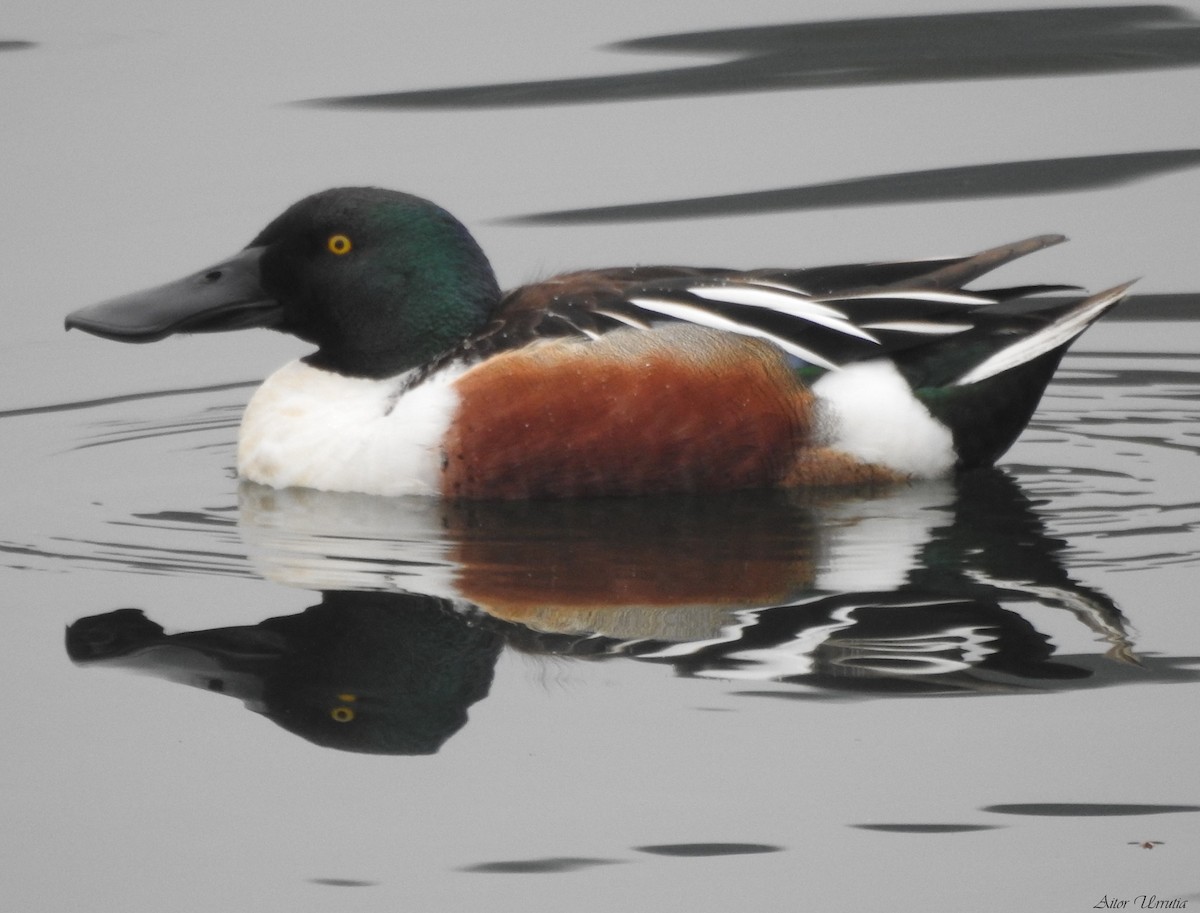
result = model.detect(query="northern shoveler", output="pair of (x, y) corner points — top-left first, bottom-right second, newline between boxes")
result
(65, 187), (1131, 499)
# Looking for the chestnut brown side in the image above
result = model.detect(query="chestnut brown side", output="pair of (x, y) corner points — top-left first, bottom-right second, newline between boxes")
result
(440, 326), (814, 499)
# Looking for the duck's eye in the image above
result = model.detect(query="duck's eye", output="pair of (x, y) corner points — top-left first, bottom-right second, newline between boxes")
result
(330, 706), (355, 723)
(327, 234), (352, 255)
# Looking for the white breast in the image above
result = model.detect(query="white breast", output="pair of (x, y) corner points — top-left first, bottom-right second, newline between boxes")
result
(237, 360), (465, 496)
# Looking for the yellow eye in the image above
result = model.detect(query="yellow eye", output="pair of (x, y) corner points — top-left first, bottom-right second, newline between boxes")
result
(331, 706), (355, 723)
(327, 234), (352, 255)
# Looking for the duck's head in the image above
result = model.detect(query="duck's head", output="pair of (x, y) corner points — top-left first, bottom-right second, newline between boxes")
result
(66, 188), (502, 378)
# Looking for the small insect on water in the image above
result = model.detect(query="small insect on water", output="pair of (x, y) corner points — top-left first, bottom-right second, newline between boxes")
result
(1127, 840), (1164, 849)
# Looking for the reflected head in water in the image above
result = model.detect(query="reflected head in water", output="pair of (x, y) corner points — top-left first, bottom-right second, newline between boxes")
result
(66, 593), (502, 755)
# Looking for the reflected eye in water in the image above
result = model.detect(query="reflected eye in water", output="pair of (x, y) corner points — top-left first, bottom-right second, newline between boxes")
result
(331, 694), (357, 723)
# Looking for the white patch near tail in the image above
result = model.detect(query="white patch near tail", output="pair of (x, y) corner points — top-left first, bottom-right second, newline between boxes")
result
(953, 282), (1133, 385)
(812, 360), (956, 478)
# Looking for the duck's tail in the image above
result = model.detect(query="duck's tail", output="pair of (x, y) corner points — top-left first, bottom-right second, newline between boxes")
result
(904, 282), (1134, 469)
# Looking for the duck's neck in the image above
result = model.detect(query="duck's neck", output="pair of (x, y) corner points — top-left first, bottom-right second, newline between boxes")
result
(302, 293), (494, 380)
(303, 276), (499, 379)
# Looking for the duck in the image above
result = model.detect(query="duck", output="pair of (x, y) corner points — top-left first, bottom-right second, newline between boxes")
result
(65, 187), (1131, 499)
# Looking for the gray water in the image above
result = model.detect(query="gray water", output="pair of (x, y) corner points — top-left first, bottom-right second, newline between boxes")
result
(4, 2), (1200, 910)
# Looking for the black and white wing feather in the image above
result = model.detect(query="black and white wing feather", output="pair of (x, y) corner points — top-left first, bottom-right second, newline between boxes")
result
(481, 234), (1096, 371)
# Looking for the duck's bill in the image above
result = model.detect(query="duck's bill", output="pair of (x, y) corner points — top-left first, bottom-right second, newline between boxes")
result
(65, 246), (283, 343)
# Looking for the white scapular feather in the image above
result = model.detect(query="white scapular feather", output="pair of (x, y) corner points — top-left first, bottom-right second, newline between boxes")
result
(687, 284), (846, 318)
(628, 297), (844, 369)
(861, 320), (975, 335)
(686, 284), (879, 342)
(816, 289), (991, 305)
(592, 307), (653, 330)
(953, 283), (1133, 386)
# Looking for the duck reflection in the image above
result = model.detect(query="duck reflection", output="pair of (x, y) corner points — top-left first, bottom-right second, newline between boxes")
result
(68, 471), (1150, 754)
(443, 471), (1136, 692)
(67, 592), (501, 754)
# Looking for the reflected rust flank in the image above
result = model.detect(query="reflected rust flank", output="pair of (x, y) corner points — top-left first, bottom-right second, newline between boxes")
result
(454, 539), (816, 619)
(440, 329), (813, 499)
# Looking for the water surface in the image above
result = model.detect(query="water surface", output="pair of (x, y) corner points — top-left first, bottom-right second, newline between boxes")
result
(4, 2), (1200, 910)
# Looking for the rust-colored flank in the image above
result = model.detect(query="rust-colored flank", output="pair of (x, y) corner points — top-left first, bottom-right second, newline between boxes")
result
(441, 326), (820, 499)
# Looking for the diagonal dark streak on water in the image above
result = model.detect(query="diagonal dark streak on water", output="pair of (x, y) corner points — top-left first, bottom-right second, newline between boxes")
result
(300, 6), (1200, 109)
(294, 8), (1200, 225)
(508, 151), (1200, 224)
(0, 381), (257, 421)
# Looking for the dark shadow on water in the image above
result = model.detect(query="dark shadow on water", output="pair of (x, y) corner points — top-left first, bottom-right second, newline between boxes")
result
(852, 824), (1000, 834)
(0, 41), (36, 52)
(459, 858), (623, 874)
(634, 843), (782, 856)
(1103, 295), (1200, 321)
(508, 151), (1200, 224)
(302, 6), (1200, 109)
(983, 803), (1200, 817)
(308, 878), (379, 888)
(0, 379), (256, 422)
